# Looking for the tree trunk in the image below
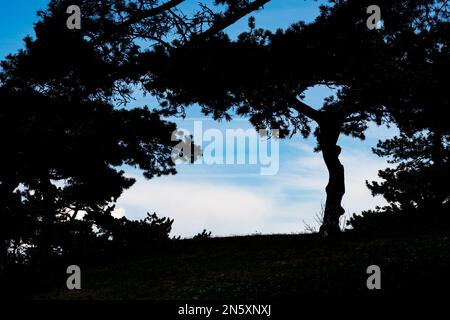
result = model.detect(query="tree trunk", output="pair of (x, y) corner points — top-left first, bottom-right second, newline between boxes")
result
(318, 124), (346, 237)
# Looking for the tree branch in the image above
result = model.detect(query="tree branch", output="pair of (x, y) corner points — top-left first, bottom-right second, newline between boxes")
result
(290, 96), (321, 123)
(196, 0), (271, 40)
(123, 0), (186, 27)
(130, 32), (174, 49)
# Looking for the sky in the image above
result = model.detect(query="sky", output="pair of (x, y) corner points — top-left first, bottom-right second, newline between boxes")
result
(0, 0), (399, 237)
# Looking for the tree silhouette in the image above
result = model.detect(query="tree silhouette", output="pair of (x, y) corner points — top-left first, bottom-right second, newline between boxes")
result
(139, 0), (449, 235)
(0, 3), (175, 259)
(0, 0), (271, 261)
(2, 0), (448, 248)
(368, 131), (450, 213)
(365, 0), (449, 221)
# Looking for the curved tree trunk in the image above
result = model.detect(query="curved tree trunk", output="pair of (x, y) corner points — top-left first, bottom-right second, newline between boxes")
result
(318, 123), (346, 236)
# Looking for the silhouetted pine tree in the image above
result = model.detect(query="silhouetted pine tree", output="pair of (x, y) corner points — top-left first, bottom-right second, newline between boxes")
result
(138, 0), (449, 235)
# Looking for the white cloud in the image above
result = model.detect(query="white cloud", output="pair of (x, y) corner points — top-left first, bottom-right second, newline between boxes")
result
(115, 177), (276, 237)
(270, 148), (388, 224)
(115, 138), (392, 238)
(340, 149), (389, 215)
(112, 207), (126, 219)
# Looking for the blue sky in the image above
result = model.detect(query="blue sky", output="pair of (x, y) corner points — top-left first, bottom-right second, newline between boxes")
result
(0, 1), (398, 237)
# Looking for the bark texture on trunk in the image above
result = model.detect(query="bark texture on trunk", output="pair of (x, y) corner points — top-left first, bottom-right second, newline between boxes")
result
(317, 123), (345, 237)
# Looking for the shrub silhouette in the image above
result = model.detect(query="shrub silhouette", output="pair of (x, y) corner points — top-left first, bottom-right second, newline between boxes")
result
(193, 229), (212, 240)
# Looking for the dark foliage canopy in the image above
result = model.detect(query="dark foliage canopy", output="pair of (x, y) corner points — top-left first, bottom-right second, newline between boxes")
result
(0, 0), (272, 262)
(1, 0), (448, 248)
(141, 0), (449, 140)
(138, 0), (449, 234)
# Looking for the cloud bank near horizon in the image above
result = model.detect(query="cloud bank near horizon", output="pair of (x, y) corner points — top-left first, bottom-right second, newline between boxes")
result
(115, 127), (394, 238)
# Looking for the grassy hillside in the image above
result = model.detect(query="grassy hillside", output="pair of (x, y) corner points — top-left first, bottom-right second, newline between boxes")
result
(24, 231), (450, 299)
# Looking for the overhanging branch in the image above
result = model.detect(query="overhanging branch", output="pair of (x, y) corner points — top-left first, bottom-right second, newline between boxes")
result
(290, 96), (321, 123)
(196, 0), (271, 40)
(123, 0), (186, 27)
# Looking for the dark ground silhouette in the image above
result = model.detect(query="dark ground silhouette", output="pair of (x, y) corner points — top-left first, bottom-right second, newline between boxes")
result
(0, 0), (449, 299)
